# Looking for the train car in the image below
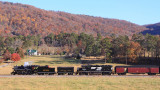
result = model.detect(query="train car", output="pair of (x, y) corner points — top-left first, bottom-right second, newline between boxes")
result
(115, 66), (127, 75)
(37, 65), (55, 75)
(11, 65), (39, 75)
(57, 67), (74, 75)
(77, 65), (113, 75)
(115, 65), (159, 75)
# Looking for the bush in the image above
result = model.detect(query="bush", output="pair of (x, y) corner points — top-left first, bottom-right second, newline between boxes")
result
(11, 53), (21, 62)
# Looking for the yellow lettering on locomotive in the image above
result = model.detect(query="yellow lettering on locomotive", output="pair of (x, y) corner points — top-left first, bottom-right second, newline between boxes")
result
(43, 69), (49, 71)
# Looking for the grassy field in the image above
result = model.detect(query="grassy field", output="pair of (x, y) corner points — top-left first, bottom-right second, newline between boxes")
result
(0, 55), (160, 90)
(0, 55), (127, 74)
(0, 77), (160, 90)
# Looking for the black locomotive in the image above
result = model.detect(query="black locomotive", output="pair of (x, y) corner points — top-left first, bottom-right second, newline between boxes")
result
(11, 65), (39, 75)
(77, 65), (113, 75)
(11, 65), (56, 75)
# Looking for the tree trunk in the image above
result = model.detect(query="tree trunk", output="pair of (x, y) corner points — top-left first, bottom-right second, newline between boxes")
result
(144, 49), (145, 58)
(105, 54), (106, 63)
(126, 53), (127, 65)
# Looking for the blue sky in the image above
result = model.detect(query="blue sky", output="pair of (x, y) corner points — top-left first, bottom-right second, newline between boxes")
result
(1, 0), (160, 25)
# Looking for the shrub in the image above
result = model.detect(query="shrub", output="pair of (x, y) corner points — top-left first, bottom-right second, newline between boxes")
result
(11, 53), (21, 62)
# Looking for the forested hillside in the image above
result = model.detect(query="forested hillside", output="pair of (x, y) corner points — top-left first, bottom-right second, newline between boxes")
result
(0, 1), (147, 37)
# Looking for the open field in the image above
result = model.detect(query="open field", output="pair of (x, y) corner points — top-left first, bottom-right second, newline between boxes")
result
(0, 55), (160, 90)
(0, 55), (127, 74)
(0, 77), (160, 90)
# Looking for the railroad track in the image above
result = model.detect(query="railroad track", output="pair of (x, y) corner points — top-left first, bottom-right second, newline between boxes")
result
(0, 75), (160, 77)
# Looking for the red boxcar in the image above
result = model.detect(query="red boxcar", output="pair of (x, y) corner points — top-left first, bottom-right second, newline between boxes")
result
(149, 67), (159, 75)
(115, 66), (127, 75)
(127, 67), (149, 74)
(115, 66), (159, 75)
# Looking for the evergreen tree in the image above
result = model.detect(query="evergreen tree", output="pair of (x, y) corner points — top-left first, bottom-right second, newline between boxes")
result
(101, 38), (112, 63)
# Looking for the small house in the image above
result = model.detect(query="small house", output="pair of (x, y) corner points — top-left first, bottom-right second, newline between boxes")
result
(27, 50), (38, 56)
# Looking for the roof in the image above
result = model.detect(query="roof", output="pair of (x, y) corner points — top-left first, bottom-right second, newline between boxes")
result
(27, 50), (37, 53)
(115, 65), (159, 68)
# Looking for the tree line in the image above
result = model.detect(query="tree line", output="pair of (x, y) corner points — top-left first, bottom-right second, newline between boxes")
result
(0, 32), (160, 64)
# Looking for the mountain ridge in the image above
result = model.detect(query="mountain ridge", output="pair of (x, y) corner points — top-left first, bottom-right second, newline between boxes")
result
(141, 23), (160, 35)
(0, 1), (147, 37)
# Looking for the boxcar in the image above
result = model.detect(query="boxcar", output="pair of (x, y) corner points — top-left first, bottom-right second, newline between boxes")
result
(77, 65), (113, 75)
(57, 67), (74, 75)
(115, 66), (127, 75)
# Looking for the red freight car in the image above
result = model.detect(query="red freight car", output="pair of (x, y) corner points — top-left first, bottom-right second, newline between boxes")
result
(115, 66), (127, 75)
(115, 66), (159, 75)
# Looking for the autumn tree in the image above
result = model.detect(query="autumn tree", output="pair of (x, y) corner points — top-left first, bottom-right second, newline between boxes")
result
(128, 41), (141, 63)
(16, 47), (24, 58)
(3, 50), (11, 61)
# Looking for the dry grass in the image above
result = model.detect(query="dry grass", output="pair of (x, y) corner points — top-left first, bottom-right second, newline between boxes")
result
(0, 55), (160, 90)
(0, 77), (160, 90)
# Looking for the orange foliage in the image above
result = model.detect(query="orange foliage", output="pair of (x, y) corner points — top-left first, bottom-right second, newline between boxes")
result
(11, 53), (21, 62)
(128, 41), (141, 62)
(0, 1), (146, 37)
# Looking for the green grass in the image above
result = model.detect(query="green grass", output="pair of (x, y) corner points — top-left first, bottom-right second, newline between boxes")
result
(0, 77), (160, 90)
(15, 55), (81, 66)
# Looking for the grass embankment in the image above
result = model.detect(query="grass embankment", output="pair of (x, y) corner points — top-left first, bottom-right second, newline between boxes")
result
(0, 77), (160, 90)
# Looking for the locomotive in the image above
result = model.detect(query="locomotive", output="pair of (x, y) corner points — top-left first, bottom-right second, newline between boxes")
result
(11, 65), (39, 75)
(11, 64), (160, 75)
(77, 65), (113, 75)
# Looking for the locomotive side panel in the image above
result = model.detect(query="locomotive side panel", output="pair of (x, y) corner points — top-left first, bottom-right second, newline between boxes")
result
(77, 65), (113, 75)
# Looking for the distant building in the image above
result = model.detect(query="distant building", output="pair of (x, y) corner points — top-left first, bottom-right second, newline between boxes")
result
(27, 50), (38, 56)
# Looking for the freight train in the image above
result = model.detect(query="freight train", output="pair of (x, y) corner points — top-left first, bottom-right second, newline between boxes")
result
(11, 64), (160, 75)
